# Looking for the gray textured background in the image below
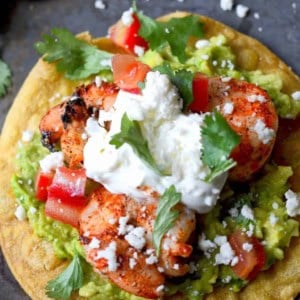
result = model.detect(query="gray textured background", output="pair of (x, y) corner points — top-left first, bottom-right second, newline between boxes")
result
(0, 0), (299, 299)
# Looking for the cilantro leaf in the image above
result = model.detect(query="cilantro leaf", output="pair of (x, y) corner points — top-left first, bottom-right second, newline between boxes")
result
(154, 63), (194, 110)
(153, 185), (181, 256)
(46, 254), (84, 300)
(35, 28), (112, 80)
(110, 113), (161, 174)
(201, 110), (240, 182)
(0, 59), (12, 97)
(137, 13), (203, 63)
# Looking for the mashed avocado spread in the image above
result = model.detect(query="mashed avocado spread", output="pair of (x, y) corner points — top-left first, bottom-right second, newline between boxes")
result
(11, 31), (300, 299)
(12, 137), (299, 299)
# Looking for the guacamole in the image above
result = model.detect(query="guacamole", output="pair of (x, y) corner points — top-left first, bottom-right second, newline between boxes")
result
(12, 134), (299, 300)
(10, 22), (300, 300)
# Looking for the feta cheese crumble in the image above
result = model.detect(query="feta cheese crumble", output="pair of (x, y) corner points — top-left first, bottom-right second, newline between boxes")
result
(89, 237), (101, 249)
(28, 207), (37, 215)
(241, 204), (254, 220)
(236, 4), (249, 18)
(39, 152), (64, 173)
(242, 242), (253, 252)
(95, 241), (119, 271)
(252, 119), (275, 145)
(285, 189), (300, 217)
(121, 8), (134, 26)
(94, 0), (106, 10)
(254, 12), (260, 19)
(95, 76), (102, 88)
(247, 94), (266, 103)
(246, 223), (255, 237)
(22, 130), (34, 142)
(292, 91), (300, 101)
(214, 235), (227, 246)
(221, 77), (231, 83)
(15, 205), (27, 221)
(156, 285), (165, 293)
(129, 258), (137, 269)
(220, 0), (234, 11)
(198, 234), (217, 256)
(134, 45), (145, 57)
(269, 213), (278, 225)
(229, 207), (238, 217)
(215, 241), (236, 265)
(118, 215), (130, 235)
(145, 254), (158, 265)
(223, 275), (232, 283)
(231, 256), (239, 266)
(125, 227), (146, 250)
(223, 102), (234, 115)
(195, 39), (210, 49)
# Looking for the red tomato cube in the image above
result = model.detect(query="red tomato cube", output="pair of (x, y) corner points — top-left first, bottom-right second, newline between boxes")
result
(35, 171), (54, 202)
(109, 13), (148, 54)
(47, 167), (87, 205)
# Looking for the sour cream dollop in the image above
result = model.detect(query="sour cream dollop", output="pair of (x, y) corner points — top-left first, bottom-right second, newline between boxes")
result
(84, 71), (227, 213)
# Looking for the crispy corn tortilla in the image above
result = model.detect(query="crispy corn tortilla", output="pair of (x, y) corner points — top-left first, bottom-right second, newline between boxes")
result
(0, 12), (300, 300)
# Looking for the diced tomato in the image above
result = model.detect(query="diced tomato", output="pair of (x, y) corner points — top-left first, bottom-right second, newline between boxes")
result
(109, 13), (148, 54)
(229, 230), (266, 280)
(45, 196), (86, 228)
(35, 170), (54, 202)
(47, 166), (86, 205)
(112, 54), (150, 93)
(188, 73), (209, 113)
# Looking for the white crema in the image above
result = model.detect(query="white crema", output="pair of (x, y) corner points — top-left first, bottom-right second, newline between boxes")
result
(84, 71), (227, 213)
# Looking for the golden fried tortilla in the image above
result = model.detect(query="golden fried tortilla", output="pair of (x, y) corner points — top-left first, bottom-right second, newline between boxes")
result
(0, 12), (300, 300)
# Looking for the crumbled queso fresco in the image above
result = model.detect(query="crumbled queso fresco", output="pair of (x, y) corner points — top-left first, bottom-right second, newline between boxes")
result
(95, 241), (119, 271)
(285, 189), (300, 217)
(21, 130), (34, 142)
(235, 4), (249, 18)
(220, 0), (234, 11)
(39, 151), (64, 173)
(84, 71), (228, 213)
(198, 234), (239, 266)
(292, 91), (300, 101)
(252, 119), (275, 145)
(121, 8), (134, 26)
(15, 205), (27, 221)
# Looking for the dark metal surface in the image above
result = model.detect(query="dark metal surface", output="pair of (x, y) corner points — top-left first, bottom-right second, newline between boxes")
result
(0, 0), (299, 299)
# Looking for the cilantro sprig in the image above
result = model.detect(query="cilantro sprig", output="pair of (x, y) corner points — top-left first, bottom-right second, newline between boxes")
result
(35, 28), (112, 80)
(154, 63), (194, 110)
(0, 59), (12, 97)
(153, 185), (181, 256)
(201, 110), (240, 182)
(46, 253), (84, 300)
(110, 113), (161, 174)
(137, 12), (203, 63)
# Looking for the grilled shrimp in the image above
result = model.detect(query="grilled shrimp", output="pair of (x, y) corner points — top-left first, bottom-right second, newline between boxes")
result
(39, 102), (66, 151)
(76, 81), (119, 111)
(79, 186), (196, 299)
(60, 96), (89, 168)
(208, 77), (278, 181)
(39, 82), (119, 166)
